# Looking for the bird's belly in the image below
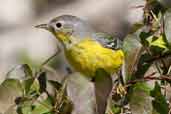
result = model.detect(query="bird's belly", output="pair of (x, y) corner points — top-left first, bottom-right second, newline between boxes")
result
(65, 41), (124, 77)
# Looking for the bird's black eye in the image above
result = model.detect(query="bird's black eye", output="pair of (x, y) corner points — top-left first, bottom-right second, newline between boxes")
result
(56, 22), (62, 28)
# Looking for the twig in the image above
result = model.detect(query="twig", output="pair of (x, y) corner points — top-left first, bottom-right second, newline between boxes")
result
(35, 46), (61, 76)
(150, 10), (161, 26)
(146, 52), (171, 63)
(129, 5), (145, 9)
(126, 72), (171, 87)
(126, 72), (156, 86)
(40, 47), (61, 67)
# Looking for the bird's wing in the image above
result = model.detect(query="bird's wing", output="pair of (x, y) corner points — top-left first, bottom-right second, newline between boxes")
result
(92, 33), (123, 50)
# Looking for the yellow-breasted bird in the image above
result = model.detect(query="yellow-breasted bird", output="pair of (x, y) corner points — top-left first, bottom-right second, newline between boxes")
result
(35, 15), (124, 114)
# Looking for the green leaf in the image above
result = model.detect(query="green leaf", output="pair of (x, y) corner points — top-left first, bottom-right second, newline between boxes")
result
(31, 95), (53, 114)
(150, 82), (169, 114)
(23, 78), (34, 95)
(29, 79), (40, 95)
(145, 34), (170, 55)
(20, 105), (32, 114)
(22, 64), (33, 77)
(16, 94), (53, 114)
(17, 100), (33, 114)
(110, 104), (121, 114)
(147, 35), (167, 49)
(131, 82), (151, 95)
(139, 32), (152, 46)
(1, 79), (22, 92)
(23, 78), (40, 95)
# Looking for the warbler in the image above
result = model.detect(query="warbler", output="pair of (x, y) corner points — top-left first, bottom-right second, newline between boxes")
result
(35, 15), (124, 79)
(36, 15), (125, 114)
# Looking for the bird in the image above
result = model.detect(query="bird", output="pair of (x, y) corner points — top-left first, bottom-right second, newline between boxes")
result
(35, 15), (124, 114)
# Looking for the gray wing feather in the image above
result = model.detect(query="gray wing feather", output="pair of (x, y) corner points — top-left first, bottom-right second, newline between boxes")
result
(92, 33), (123, 50)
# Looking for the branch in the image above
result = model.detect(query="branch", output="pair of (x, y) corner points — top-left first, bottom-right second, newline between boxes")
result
(146, 52), (171, 63)
(129, 5), (145, 9)
(126, 72), (171, 87)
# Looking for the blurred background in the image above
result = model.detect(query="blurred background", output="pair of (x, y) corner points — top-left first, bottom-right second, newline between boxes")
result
(0, 0), (146, 83)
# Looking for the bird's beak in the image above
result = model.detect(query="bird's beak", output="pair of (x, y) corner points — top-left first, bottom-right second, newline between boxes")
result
(35, 24), (49, 30)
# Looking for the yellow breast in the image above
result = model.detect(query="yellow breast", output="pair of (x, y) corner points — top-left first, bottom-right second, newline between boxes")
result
(65, 38), (124, 77)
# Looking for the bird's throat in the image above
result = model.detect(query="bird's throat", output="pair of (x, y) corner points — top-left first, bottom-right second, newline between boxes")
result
(54, 32), (72, 48)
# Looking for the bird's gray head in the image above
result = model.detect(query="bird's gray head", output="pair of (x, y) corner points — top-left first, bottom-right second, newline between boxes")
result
(35, 15), (94, 44)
